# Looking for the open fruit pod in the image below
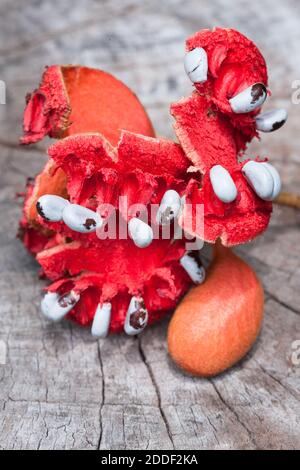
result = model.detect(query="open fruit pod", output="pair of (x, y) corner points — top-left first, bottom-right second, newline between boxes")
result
(19, 65), (201, 335)
(18, 28), (287, 376)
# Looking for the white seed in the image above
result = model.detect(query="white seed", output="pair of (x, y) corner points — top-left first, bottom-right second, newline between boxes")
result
(184, 47), (208, 83)
(242, 160), (274, 200)
(256, 109), (288, 132)
(128, 218), (153, 248)
(262, 163), (282, 200)
(229, 83), (267, 114)
(62, 204), (102, 233)
(180, 252), (206, 285)
(41, 291), (79, 322)
(156, 190), (182, 225)
(209, 165), (238, 203)
(36, 195), (69, 222)
(124, 296), (148, 336)
(91, 302), (112, 338)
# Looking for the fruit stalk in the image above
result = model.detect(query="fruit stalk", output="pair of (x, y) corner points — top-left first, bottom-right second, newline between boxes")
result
(274, 192), (300, 209)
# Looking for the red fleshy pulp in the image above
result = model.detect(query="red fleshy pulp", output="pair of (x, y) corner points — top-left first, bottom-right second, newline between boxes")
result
(171, 93), (272, 245)
(37, 238), (190, 331)
(46, 132), (188, 216)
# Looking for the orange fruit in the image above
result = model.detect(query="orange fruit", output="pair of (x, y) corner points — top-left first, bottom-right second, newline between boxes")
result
(168, 243), (264, 377)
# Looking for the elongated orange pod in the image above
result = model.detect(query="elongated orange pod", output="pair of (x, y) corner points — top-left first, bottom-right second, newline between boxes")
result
(167, 244), (264, 377)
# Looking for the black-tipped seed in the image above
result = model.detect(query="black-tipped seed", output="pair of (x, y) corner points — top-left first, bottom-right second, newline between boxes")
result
(255, 109), (287, 133)
(129, 300), (147, 330)
(83, 218), (97, 230)
(251, 83), (267, 104)
(272, 120), (286, 131)
(58, 292), (78, 309)
(124, 296), (149, 335)
(36, 201), (49, 221)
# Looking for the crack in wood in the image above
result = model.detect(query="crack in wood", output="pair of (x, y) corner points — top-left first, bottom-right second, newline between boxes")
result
(97, 341), (105, 450)
(265, 291), (300, 316)
(253, 359), (300, 402)
(138, 336), (175, 449)
(209, 379), (258, 448)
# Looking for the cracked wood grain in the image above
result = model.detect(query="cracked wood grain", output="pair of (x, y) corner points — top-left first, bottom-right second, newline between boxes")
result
(0, 0), (299, 450)
(138, 337), (175, 449)
(97, 335), (173, 450)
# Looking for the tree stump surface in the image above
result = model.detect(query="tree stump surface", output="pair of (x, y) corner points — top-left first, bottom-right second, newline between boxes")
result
(0, 0), (299, 450)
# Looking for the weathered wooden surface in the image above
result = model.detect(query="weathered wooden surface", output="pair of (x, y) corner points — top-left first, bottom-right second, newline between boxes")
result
(0, 0), (299, 450)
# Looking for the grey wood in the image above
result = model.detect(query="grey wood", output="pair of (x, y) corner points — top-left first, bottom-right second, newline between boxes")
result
(0, 0), (299, 450)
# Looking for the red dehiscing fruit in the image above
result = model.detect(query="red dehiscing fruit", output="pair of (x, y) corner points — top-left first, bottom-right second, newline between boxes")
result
(18, 67), (195, 334)
(167, 243), (264, 377)
(18, 28), (281, 349)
